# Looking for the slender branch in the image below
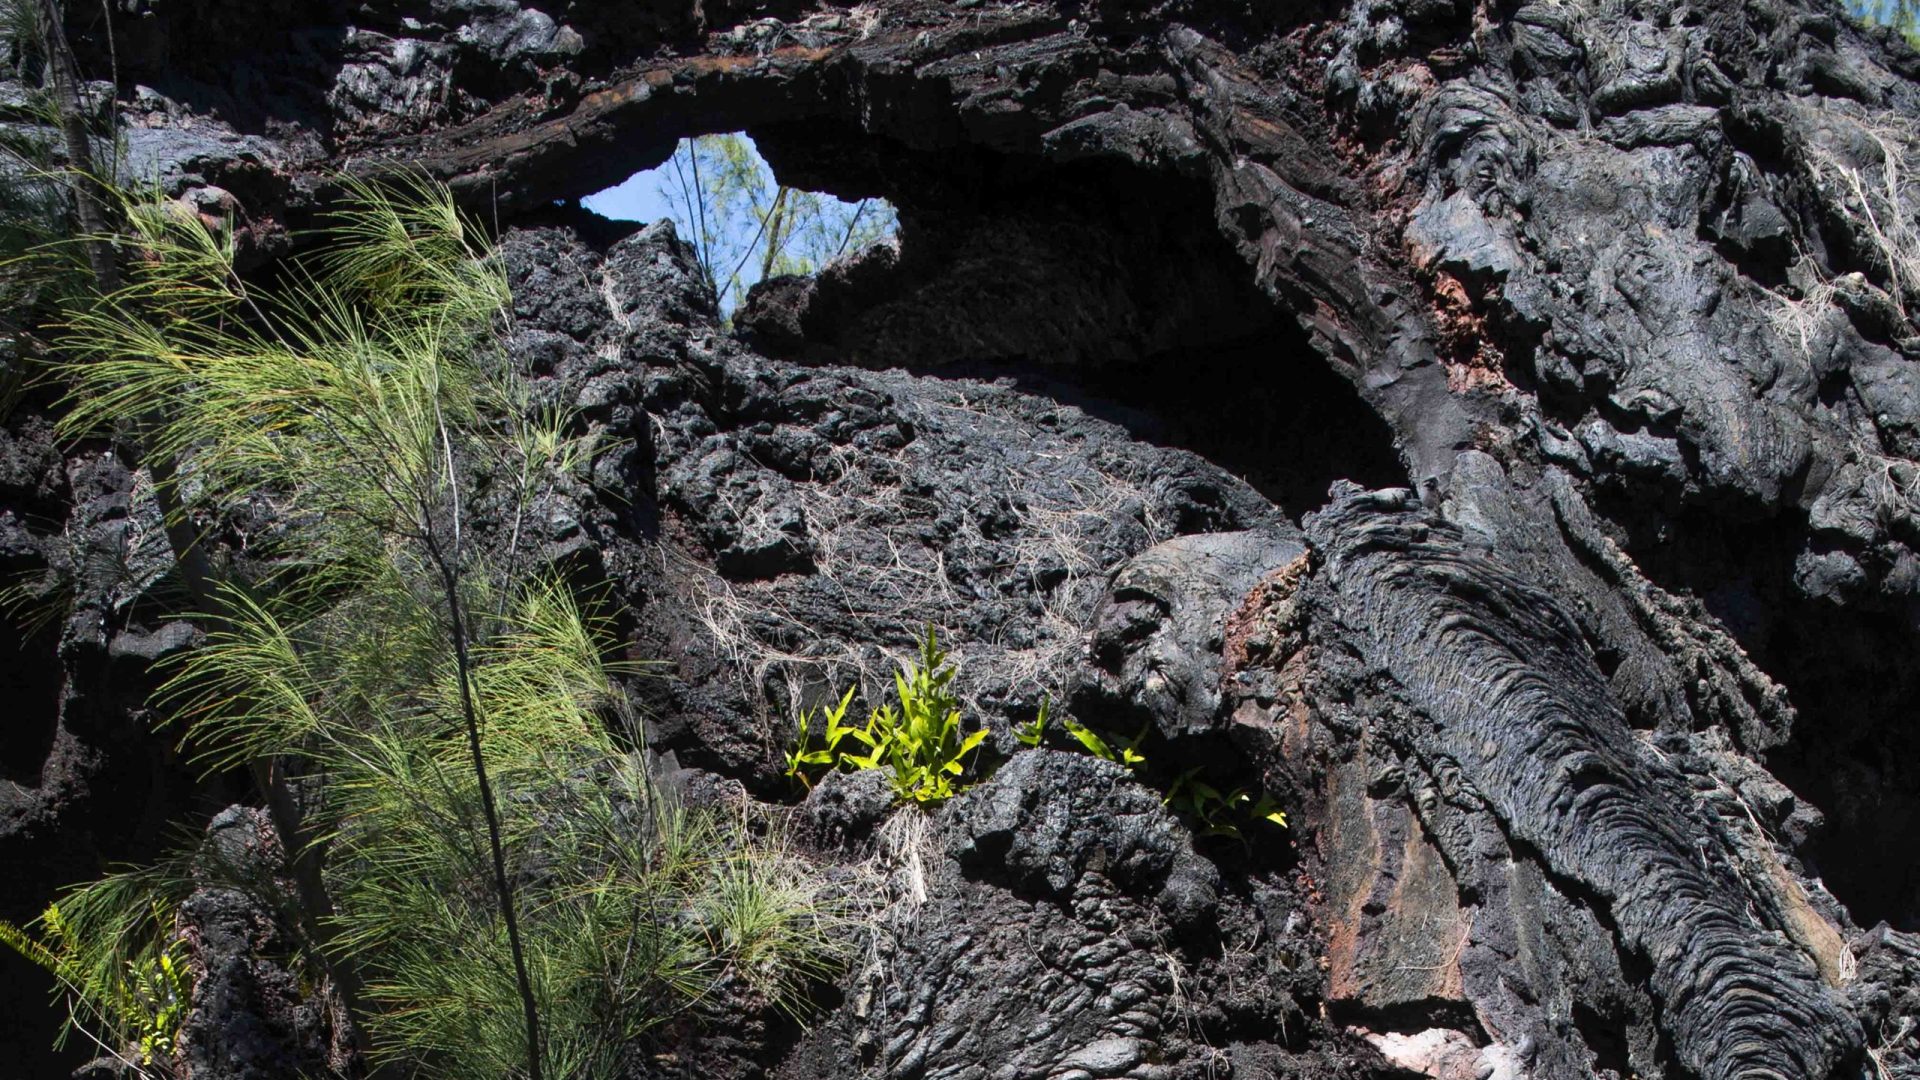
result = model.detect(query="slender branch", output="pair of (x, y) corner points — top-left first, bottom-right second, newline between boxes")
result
(687, 138), (713, 297)
(493, 444), (536, 622)
(758, 185), (790, 282)
(37, 0), (113, 291)
(95, 0), (118, 181)
(443, 560), (541, 1079)
(831, 200), (872, 263)
(719, 188), (782, 312)
(427, 409), (542, 1080)
(666, 143), (711, 296)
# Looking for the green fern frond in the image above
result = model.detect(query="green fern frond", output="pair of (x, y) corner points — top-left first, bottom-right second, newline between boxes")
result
(0, 871), (192, 1062)
(0, 913), (72, 983)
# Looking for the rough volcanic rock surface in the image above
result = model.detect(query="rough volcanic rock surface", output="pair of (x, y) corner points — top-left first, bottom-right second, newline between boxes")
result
(7, 0), (1920, 1077)
(496, 221), (1288, 786)
(1077, 528), (1307, 744)
(1306, 484), (1860, 1079)
(176, 808), (336, 1080)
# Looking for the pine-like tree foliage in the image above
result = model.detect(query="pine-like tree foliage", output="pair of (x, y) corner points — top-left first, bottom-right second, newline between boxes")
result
(1854, 0), (1920, 44)
(43, 176), (847, 1079)
(0, 869), (190, 1070)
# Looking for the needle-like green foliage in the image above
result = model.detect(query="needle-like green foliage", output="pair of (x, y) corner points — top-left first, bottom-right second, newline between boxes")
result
(0, 870), (191, 1071)
(54, 176), (504, 583)
(40, 176), (847, 1078)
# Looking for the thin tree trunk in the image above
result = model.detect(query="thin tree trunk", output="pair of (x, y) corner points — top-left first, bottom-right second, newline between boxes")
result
(759, 186), (791, 281)
(36, 0), (112, 290)
(432, 545), (543, 1080)
(40, 0), (210, 596)
(688, 139), (715, 298)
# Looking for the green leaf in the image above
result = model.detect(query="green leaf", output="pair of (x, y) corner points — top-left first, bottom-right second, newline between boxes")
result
(957, 726), (990, 758)
(1064, 719), (1115, 761)
(1254, 794), (1290, 829)
(1016, 697), (1050, 748)
(820, 627), (987, 805)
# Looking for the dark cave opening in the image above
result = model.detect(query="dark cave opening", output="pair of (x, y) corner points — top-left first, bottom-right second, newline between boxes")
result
(716, 122), (1409, 518)
(0, 615), (83, 1078)
(1573, 1002), (1639, 1080)
(0, 621), (76, 1079)
(871, 333), (1410, 519)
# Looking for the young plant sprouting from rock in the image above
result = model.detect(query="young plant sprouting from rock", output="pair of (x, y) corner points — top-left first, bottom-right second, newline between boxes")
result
(1013, 695), (1050, 747)
(785, 625), (991, 805)
(1053, 717), (1288, 840)
(44, 177), (849, 1079)
(1161, 769), (1288, 840)
(1060, 715), (1150, 770)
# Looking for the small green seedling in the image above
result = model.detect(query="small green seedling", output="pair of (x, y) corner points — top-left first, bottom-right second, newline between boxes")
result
(0, 899), (192, 1066)
(1015, 696), (1051, 748)
(865, 627), (990, 804)
(1164, 768), (1289, 840)
(783, 626), (992, 805)
(1062, 716), (1150, 771)
(127, 937), (191, 1065)
(1252, 793), (1289, 830)
(1048, 710), (1289, 840)
(784, 685), (860, 789)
